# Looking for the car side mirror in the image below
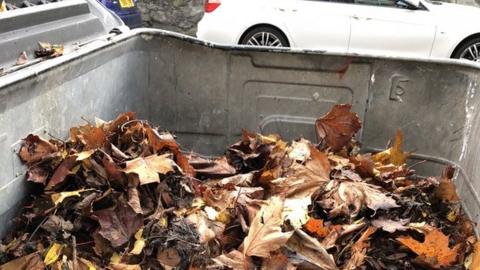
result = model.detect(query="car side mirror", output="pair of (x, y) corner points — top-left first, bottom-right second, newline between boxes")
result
(402, 0), (421, 8)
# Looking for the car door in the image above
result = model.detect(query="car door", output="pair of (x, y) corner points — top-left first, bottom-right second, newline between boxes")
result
(280, 0), (352, 52)
(348, 0), (437, 58)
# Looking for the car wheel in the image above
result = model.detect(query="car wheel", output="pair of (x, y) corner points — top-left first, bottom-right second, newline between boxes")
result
(240, 26), (289, 47)
(452, 38), (480, 62)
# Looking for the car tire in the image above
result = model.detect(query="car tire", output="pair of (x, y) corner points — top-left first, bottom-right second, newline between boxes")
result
(240, 26), (289, 47)
(452, 37), (480, 61)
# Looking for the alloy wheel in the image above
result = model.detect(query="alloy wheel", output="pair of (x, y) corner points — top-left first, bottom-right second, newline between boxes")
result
(246, 32), (283, 47)
(460, 43), (480, 62)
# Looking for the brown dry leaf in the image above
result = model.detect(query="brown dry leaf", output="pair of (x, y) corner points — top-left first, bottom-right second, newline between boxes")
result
(350, 154), (375, 177)
(19, 134), (58, 165)
(372, 218), (409, 233)
(261, 251), (296, 270)
(15, 51), (28, 66)
(243, 196), (294, 258)
(70, 125), (106, 150)
(271, 146), (330, 199)
(93, 199), (143, 247)
(467, 241), (480, 270)
(122, 154), (175, 185)
(372, 130), (410, 166)
(213, 250), (254, 270)
(319, 180), (398, 218)
(304, 218), (330, 238)
(46, 155), (77, 190)
(434, 166), (460, 203)
(145, 127), (195, 177)
(186, 211), (225, 243)
(26, 165), (49, 184)
(34, 42), (64, 58)
(315, 104), (361, 151)
(342, 227), (377, 270)
(127, 187), (143, 214)
(397, 227), (461, 269)
(108, 263), (141, 270)
(322, 223), (365, 249)
(0, 252), (44, 270)
(286, 229), (337, 270)
(157, 248), (181, 268)
(188, 155), (236, 178)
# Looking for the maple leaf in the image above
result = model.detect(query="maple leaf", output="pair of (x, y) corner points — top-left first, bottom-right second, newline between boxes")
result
(270, 146), (331, 199)
(397, 228), (461, 269)
(70, 124), (106, 150)
(372, 130), (410, 166)
(342, 227), (377, 270)
(319, 180), (398, 218)
(122, 154), (175, 185)
(93, 198), (143, 247)
(243, 196), (294, 258)
(315, 104), (361, 151)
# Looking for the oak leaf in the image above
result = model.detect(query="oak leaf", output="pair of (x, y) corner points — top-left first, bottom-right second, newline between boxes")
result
(315, 104), (361, 151)
(243, 196), (294, 258)
(397, 228), (461, 269)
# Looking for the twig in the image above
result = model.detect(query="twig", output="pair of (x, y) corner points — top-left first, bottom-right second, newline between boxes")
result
(27, 216), (49, 242)
(80, 116), (94, 126)
(72, 235), (78, 270)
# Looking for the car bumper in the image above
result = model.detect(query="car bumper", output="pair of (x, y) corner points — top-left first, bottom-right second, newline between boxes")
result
(196, 14), (241, 45)
(118, 9), (142, 29)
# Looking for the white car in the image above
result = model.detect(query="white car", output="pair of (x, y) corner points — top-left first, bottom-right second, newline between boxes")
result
(197, 0), (480, 61)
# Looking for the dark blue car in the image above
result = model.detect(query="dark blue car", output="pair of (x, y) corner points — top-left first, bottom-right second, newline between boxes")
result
(99, 0), (142, 28)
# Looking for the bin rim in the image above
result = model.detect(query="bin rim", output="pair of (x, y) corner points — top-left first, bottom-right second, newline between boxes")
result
(1, 28), (480, 91)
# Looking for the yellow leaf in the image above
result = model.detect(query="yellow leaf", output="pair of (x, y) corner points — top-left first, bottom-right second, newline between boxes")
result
(50, 189), (92, 205)
(79, 258), (97, 270)
(110, 253), (121, 264)
(0, 0), (5, 12)
(44, 243), (63, 266)
(122, 154), (175, 185)
(372, 130), (410, 166)
(76, 149), (96, 161)
(129, 228), (145, 255)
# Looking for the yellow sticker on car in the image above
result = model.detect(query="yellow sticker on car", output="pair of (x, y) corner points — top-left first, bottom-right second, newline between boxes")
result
(119, 0), (134, 8)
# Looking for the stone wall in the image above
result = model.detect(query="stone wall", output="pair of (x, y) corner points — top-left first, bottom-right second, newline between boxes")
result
(137, 0), (479, 36)
(137, 0), (203, 36)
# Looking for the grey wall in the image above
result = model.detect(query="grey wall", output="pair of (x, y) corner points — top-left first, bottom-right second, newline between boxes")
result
(137, 0), (203, 36)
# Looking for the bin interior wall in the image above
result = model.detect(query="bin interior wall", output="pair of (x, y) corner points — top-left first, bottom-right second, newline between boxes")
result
(1, 32), (480, 237)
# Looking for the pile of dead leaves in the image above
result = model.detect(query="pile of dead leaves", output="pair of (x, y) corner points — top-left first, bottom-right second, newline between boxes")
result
(0, 104), (479, 270)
